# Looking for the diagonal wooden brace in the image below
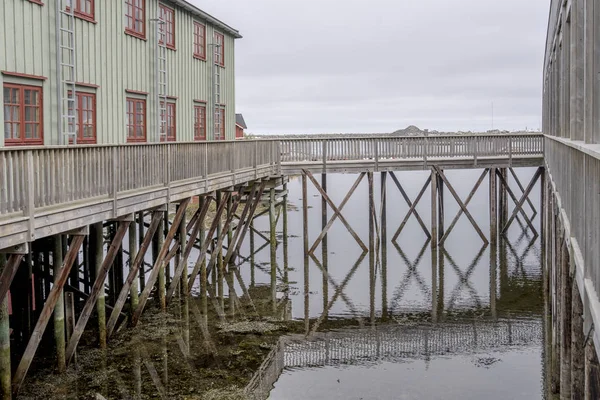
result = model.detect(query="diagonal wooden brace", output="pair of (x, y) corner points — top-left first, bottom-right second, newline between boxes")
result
(12, 235), (85, 395)
(433, 166), (489, 245)
(0, 254), (24, 305)
(501, 167), (542, 234)
(106, 211), (163, 338)
(439, 169), (488, 245)
(496, 169), (539, 235)
(166, 197), (213, 303)
(389, 171), (430, 239)
(131, 198), (191, 326)
(392, 175), (432, 242)
(303, 170), (368, 252)
(65, 221), (129, 365)
(308, 173), (365, 255)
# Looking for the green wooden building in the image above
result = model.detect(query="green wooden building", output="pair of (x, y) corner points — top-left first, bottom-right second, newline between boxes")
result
(0, 0), (242, 147)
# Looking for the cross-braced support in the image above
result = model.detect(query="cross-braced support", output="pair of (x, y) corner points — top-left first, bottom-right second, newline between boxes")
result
(501, 167), (543, 235)
(391, 174), (432, 242)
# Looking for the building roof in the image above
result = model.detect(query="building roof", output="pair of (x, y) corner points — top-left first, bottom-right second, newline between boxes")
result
(171, 0), (242, 39)
(236, 114), (247, 129)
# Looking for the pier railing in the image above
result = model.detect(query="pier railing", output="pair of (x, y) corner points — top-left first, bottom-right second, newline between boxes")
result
(279, 134), (544, 165)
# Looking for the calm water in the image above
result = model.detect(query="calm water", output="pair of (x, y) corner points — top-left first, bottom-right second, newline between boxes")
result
(23, 168), (546, 399)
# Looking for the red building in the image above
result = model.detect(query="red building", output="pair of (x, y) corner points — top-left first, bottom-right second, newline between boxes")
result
(235, 113), (247, 139)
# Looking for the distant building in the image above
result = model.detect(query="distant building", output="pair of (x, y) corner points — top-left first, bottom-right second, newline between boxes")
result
(1, 0), (242, 147)
(236, 113), (247, 139)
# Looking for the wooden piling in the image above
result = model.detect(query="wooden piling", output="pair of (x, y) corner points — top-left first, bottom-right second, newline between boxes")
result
(302, 172), (310, 334)
(216, 191), (224, 308)
(585, 338), (600, 399)
(270, 187), (277, 309)
(571, 281), (585, 399)
(489, 168), (497, 245)
(368, 172), (375, 325)
(437, 173), (444, 241)
(138, 212), (146, 292)
(0, 255), (11, 400)
(129, 220), (139, 312)
(91, 222), (106, 348)
(560, 239), (572, 400)
(156, 209), (166, 311)
(321, 174), (328, 321)
(53, 235), (66, 373)
(431, 169), (438, 248)
(380, 172), (388, 320)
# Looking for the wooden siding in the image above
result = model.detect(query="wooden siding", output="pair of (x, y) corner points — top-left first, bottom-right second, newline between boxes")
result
(0, 0), (238, 146)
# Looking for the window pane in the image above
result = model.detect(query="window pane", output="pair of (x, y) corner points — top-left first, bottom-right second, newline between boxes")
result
(4, 123), (11, 139)
(3, 88), (10, 103)
(11, 106), (20, 121)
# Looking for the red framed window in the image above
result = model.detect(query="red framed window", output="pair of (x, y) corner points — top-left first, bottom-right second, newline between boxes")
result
(3, 84), (43, 146)
(126, 98), (146, 142)
(193, 22), (206, 60)
(125, 0), (145, 39)
(215, 107), (225, 140)
(75, 93), (96, 143)
(73, 0), (94, 21)
(160, 102), (176, 141)
(214, 32), (224, 66)
(159, 4), (175, 49)
(194, 105), (206, 140)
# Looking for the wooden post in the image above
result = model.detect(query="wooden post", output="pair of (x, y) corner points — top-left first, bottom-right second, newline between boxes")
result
(250, 221), (255, 287)
(321, 174), (328, 321)
(91, 222), (106, 348)
(138, 212), (145, 292)
(585, 338), (600, 399)
(129, 220), (139, 312)
(53, 235), (66, 373)
(65, 221), (129, 364)
(12, 235), (84, 394)
(381, 172), (388, 320)
(368, 172), (375, 326)
(0, 255), (11, 400)
(437, 173), (444, 241)
(431, 168), (438, 248)
(560, 239), (572, 400)
(270, 187), (277, 310)
(302, 172), (310, 335)
(216, 192), (224, 309)
(571, 281), (585, 399)
(490, 168), (498, 246)
(156, 210), (166, 311)
(64, 292), (75, 354)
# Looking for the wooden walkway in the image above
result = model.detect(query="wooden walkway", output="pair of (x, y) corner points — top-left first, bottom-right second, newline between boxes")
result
(0, 134), (543, 251)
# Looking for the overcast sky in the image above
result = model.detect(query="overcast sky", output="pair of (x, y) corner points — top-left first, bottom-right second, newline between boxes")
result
(191, 0), (550, 134)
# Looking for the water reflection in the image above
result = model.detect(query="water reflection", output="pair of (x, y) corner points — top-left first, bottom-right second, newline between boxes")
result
(21, 170), (545, 400)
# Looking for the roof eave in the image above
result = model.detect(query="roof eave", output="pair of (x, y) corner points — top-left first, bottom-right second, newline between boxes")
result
(170, 0), (243, 39)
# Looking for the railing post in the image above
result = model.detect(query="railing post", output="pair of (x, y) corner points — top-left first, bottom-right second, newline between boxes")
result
(424, 136), (428, 167)
(24, 151), (36, 242)
(322, 140), (327, 173)
(509, 137), (513, 166)
(277, 140), (282, 175)
(474, 136), (478, 166)
(374, 139), (379, 171)
(204, 143), (209, 192)
(111, 146), (119, 218)
(231, 140), (236, 184)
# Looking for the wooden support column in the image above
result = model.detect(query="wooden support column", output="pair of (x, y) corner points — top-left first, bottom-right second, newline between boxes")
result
(132, 200), (190, 326)
(437, 172), (444, 241)
(250, 221), (255, 287)
(155, 210), (166, 312)
(302, 172), (310, 335)
(380, 172), (388, 320)
(106, 211), (162, 338)
(585, 337), (600, 399)
(490, 168), (498, 246)
(368, 172), (376, 325)
(0, 255), (11, 400)
(90, 222), (106, 348)
(499, 168), (508, 227)
(129, 220), (139, 312)
(270, 187), (277, 309)
(53, 235), (66, 373)
(431, 168), (438, 248)
(138, 212), (146, 292)
(216, 192), (224, 309)
(560, 238), (572, 400)
(571, 280), (585, 399)
(12, 234), (85, 394)
(321, 174), (329, 321)
(65, 221), (129, 365)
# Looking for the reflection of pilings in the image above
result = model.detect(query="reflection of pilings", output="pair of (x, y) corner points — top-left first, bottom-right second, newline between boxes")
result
(302, 173), (310, 335)
(380, 172), (388, 320)
(53, 235), (66, 373)
(0, 255), (11, 400)
(368, 172), (375, 326)
(321, 174), (328, 321)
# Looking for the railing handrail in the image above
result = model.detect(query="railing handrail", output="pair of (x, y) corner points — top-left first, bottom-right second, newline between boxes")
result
(269, 133), (544, 141)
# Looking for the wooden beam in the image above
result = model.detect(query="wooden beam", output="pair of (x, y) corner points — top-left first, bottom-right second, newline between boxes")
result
(496, 169), (539, 235)
(0, 254), (23, 305)
(131, 198), (191, 326)
(308, 173), (365, 255)
(65, 221), (129, 365)
(439, 168), (488, 245)
(509, 167), (537, 216)
(501, 167), (543, 234)
(166, 197), (212, 303)
(303, 169), (368, 251)
(106, 211), (162, 338)
(187, 193), (230, 293)
(12, 235), (84, 395)
(391, 176), (432, 242)
(433, 166), (489, 245)
(389, 172), (430, 238)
